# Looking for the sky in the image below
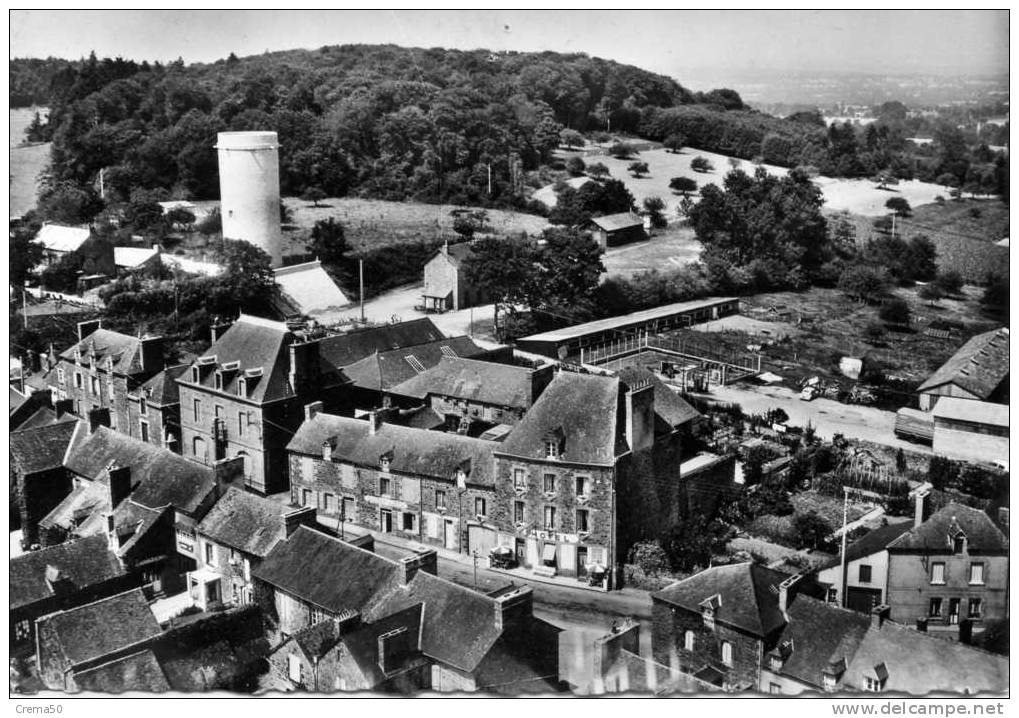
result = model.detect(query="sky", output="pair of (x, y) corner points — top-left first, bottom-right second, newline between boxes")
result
(9, 9), (1009, 80)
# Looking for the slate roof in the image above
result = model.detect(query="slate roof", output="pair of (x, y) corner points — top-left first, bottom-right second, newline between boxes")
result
(10, 386), (29, 415)
(341, 604), (426, 684)
(15, 405), (77, 431)
(432, 242), (476, 267)
(887, 502), (1008, 553)
(39, 480), (109, 536)
(288, 413), (497, 487)
(74, 649), (170, 693)
(842, 620), (1009, 694)
(181, 314), (345, 404)
(932, 397), (1009, 428)
(59, 328), (155, 377)
(65, 427), (215, 515)
(113, 246), (159, 269)
(588, 212), (644, 232)
(252, 526), (400, 616)
(105, 500), (166, 557)
(342, 335), (487, 392)
(318, 318), (446, 368)
(773, 595), (872, 688)
(273, 260), (350, 315)
(290, 620), (342, 660)
(35, 224), (90, 253)
(820, 521), (915, 569)
(390, 356), (536, 408)
(159, 640), (249, 692)
(917, 327), (1009, 398)
(196, 487), (288, 558)
(616, 365), (701, 428)
(39, 589), (162, 668)
(10, 420), (79, 474)
(10, 535), (126, 611)
(652, 563), (789, 637)
(496, 371), (628, 466)
(139, 364), (188, 407)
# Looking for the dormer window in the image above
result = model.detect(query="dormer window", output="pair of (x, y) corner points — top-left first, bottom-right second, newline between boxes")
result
(952, 534), (966, 554)
(699, 594), (721, 630)
(139, 396), (147, 416)
(379, 452), (392, 473)
(865, 663), (889, 692)
(191, 366), (199, 383)
(543, 427), (565, 460)
(544, 440), (559, 459)
(215, 371), (223, 391)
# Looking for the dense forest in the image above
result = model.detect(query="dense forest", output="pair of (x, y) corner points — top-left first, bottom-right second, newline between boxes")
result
(11, 45), (1008, 222)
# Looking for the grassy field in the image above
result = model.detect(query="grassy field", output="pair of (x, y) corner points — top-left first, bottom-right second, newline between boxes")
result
(691, 285), (1001, 389)
(600, 225), (702, 278)
(832, 198), (1010, 282)
(543, 145), (947, 218)
(10, 107), (50, 217)
(281, 196), (550, 252)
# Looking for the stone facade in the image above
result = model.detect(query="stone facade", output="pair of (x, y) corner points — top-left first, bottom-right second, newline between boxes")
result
(125, 393), (178, 452)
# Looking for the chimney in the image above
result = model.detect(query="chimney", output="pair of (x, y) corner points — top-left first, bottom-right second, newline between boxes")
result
(77, 319), (101, 342)
(105, 512), (117, 551)
(288, 340), (320, 395)
(139, 335), (164, 373)
(213, 455), (245, 496)
(493, 586), (534, 630)
(777, 573), (802, 618)
(322, 437), (336, 462)
(592, 621), (640, 681)
(305, 401), (323, 421)
(958, 619), (974, 645)
(915, 617), (928, 633)
(377, 627), (412, 674)
(210, 320), (233, 344)
(54, 399), (73, 419)
(870, 604), (891, 630)
(368, 411), (382, 436)
(912, 485), (931, 528)
(399, 547), (438, 584)
(283, 506), (317, 538)
(87, 407), (111, 434)
(108, 464), (132, 509)
(623, 378), (655, 453)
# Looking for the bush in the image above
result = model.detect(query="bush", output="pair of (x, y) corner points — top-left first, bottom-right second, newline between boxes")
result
(197, 207), (221, 235)
(565, 156), (586, 176)
(792, 511), (833, 551)
(878, 298), (910, 326)
(609, 142), (636, 159)
(690, 156), (714, 173)
(626, 540), (670, 576)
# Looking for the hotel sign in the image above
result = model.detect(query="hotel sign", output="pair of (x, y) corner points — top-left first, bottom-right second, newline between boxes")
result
(527, 529), (579, 544)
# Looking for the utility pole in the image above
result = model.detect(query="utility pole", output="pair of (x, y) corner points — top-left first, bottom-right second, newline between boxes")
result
(891, 212), (896, 239)
(22, 281), (29, 330)
(487, 164), (492, 196)
(359, 258), (365, 323)
(839, 486), (850, 607)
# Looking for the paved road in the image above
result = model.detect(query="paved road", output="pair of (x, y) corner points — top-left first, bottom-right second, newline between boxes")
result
(701, 383), (931, 454)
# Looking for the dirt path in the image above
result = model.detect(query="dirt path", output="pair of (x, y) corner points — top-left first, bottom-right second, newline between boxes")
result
(703, 383), (930, 454)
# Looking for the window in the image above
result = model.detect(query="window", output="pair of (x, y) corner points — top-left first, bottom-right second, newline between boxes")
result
(822, 674), (837, 692)
(139, 420), (149, 443)
(721, 641), (733, 666)
(684, 630), (695, 651)
(215, 372), (223, 391)
(435, 490), (447, 510)
(969, 563), (984, 585)
(513, 468), (526, 490)
(543, 474), (556, 494)
(190, 366), (199, 383)
(193, 398), (201, 421)
(57, 368), (65, 385)
(379, 477), (392, 497)
(929, 597), (943, 617)
(403, 513), (416, 532)
(74, 372), (83, 388)
(543, 506), (556, 531)
(865, 677), (884, 693)
(110, 413), (117, 431)
(953, 535), (966, 554)
(139, 396), (147, 416)
(322, 493), (336, 513)
(858, 564), (872, 583)
(769, 683), (782, 695)
(108, 381), (114, 400)
(90, 375), (99, 394)
(968, 598), (982, 619)
(948, 598), (960, 625)
(930, 562), (946, 585)
(544, 439), (559, 459)
(193, 436), (206, 461)
(475, 497), (487, 517)
(575, 476), (590, 497)
(215, 404), (224, 419)
(204, 542), (216, 565)
(514, 501), (525, 524)
(827, 587), (838, 604)
(237, 412), (245, 437)
(342, 497), (355, 521)
(14, 619), (32, 641)
(576, 509), (589, 533)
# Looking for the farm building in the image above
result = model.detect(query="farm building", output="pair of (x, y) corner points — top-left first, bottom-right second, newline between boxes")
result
(584, 212), (647, 249)
(33, 224), (91, 265)
(420, 242), (490, 313)
(114, 246), (161, 273)
(272, 259), (350, 316)
(516, 297), (740, 361)
(931, 398), (1009, 466)
(916, 327), (1009, 410)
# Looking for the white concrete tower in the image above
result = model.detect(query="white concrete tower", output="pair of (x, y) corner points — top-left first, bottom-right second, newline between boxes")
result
(216, 131), (283, 268)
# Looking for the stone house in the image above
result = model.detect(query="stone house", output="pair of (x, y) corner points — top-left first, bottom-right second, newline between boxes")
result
(9, 534), (137, 653)
(126, 364), (188, 452)
(10, 419), (80, 548)
(286, 406), (498, 553)
(176, 315), (348, 495)
(420, 242), (489, 312)
(815, 521), (915, 613)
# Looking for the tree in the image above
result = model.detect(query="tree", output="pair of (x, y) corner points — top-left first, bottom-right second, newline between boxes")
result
(663, 133), (686, 153)
(461, 236), (537, 338)
(608, 142), (635, 159)
(626, 541), (670, 576)
(936, 172), (959, 188)
(628, 161), (649, 178)
(452, 214), (477, 241)
(559, 129), (584, 149)
(669, 176), (697, 197)
(878, 297), (911, 326)
(301, 186), (326, 207)
(534, 227), (605, 315)
(908, 236), (938, 281)
(838, 265), (888, 303)
(792, 512), (832, 551)
(197, 207), (221, 235)
(981, 273), (1008, 317)
(690, 156), (714, 173)
(662, 517), (728, 573)
(9, 224), (45, 288)
(643, 196), (667, 229)
(586, 162), (610, 178)
(885, 197), (912, 217)
(37, 183), (104, 225)
(565, 156), (586, 176)
(934, 269), (963, 296)
(25, 111), (50, 143)
(918, 283), (944, 305)
(165, 206), (196, 229)
(308, 217), (348, 265)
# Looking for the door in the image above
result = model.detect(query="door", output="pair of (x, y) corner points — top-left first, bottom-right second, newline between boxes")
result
(380, 509), (393, 533)
(846, 587), (882, 614)
(948, 598), (961, 625)
(577, 547), (589, 578)
(515, 538), (527, 566)
(443, 519), (458, 551)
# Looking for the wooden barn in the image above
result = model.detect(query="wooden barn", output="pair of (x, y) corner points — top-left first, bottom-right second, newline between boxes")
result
(584, 212), (647, 249)
(916, 327), (1009, 410)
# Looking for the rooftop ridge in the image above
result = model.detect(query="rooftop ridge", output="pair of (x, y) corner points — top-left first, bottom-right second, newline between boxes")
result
(235, 313), (290, 331)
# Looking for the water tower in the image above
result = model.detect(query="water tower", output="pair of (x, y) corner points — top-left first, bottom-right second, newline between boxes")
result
(216, 131), (283, 268)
